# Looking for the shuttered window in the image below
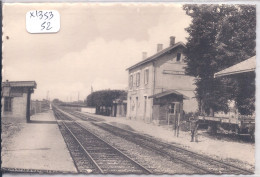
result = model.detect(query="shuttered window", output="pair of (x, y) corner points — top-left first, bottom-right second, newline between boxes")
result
(144, 69), (149, 85)
(129, 75), (133, 89)
(136, 72), (140, 87)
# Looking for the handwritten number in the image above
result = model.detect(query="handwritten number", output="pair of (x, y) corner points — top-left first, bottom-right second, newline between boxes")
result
(38, 11), (43, 19)
(41, 21), (52, 30)
(31, 10), (55, 31)
(44, 12), (48, 20)
(41, 22), (46, 30)
(49, 12), (53, 20)
(46, 22), (52, 30)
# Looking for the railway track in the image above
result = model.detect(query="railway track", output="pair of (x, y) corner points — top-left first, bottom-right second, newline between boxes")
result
(53, 108), (151, 174)
(64, 110), (101, 122)
(58, 108), (253, 175)
(93, 122), (253, 175)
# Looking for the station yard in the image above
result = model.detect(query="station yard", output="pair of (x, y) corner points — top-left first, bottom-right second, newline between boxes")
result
(1, 108), (255, 173)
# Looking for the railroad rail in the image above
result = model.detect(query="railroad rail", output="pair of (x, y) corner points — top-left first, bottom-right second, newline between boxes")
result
(53, 108), (151, 174)
(53, 108), (100, 173)
(93, 122), (253, 175)
(64, 110), (101, 122)
(59, 108), (253, 175)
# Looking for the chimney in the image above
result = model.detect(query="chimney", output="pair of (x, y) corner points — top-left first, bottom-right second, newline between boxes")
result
(170, 36), (176, 46)
(142, 52), (147, 60)
(157, 44), (163, 52)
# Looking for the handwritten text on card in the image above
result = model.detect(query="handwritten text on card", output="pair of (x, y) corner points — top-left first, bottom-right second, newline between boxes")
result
(26, 10), (60, 33)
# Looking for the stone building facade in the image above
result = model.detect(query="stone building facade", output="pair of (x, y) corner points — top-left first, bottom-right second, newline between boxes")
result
(126, 37), (198, 125)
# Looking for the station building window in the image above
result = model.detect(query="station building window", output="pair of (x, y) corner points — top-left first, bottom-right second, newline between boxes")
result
(136, 72), (140, 87)
(144, 69), (149, 85)
(129, 75), (133, 89)
(177, 53), (181, 62)
(4, 97), (12, 112)
(133, 73), (136, 87)
(169, 103), (175, 114)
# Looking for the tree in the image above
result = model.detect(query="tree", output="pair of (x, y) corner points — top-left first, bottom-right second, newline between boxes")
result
(232, 72), (255, 115)
(214, 5), (256, 115)
(86, 89), (127, 108)
(86, 89), (127, 115)
(183, 4), (256, 115)
(52, 98), (62, 103)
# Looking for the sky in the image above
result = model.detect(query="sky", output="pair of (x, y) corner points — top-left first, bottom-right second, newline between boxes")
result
(2, 3), (191, 101)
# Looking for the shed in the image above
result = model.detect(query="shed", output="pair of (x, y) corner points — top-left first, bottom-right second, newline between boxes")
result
(148, 90), (189, 125)
(214, 56), (256, 78)
(1, 80), (37, 122)
(213, 56), (256, 116)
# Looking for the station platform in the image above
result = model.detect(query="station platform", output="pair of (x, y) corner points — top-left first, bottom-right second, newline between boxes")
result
(1, 110), (77, 173)
(79, 111), (255, 168)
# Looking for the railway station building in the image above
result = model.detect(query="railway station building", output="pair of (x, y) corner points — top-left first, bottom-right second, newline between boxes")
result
(126, 36), (198, 125)
(1, 80), (37, 123)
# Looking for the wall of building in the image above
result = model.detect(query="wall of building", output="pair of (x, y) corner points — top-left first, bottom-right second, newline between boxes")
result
(154, 48), (198, 113)
(127, 45), (199, 124)
(117, 103), (127, 117)
(112, 103), (127, 117)
(1, 93), (28, 122)
(81, 107), (96, 114)
(127, 61), (154, 122)
(30, 100), (50, 115)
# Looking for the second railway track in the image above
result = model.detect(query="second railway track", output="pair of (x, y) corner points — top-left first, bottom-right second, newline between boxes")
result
(61, 109), (253, 175)
(93, 122), (253, 175)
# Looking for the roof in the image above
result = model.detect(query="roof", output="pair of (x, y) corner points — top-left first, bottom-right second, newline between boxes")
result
(214, 56), (256, 78)
(126, 42), (186, 71)
(2, 81), (37, 88)
(148, 90), (189, 99)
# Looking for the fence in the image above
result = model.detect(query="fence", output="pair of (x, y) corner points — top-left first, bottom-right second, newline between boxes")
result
(81, 107), (96, 114)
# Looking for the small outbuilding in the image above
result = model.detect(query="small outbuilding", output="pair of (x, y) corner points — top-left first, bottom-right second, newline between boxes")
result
(148, 90), (189, 125)
(1, 80), (37, 122)
(214, 56), (256, 78)
(214, 55), (256, 117)
(112, 99), (127, 117)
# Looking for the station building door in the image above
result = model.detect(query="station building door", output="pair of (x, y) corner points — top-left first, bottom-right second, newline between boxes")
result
(168, 102), (182, 125)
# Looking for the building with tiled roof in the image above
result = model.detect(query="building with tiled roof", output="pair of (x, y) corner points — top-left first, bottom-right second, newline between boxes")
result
(126, 36), (198, 125)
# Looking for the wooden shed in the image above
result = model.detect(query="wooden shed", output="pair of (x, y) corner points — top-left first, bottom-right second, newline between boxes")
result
(149, 90), (189, 125)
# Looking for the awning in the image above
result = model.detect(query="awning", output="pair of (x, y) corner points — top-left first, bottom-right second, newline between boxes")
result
(214, 56), (256, 78)
(148, 90), (189, 99)
(2, 81), (37, 88)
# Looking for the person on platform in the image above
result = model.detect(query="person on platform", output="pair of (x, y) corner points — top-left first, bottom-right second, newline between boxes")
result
(190, 116), (199, 142)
